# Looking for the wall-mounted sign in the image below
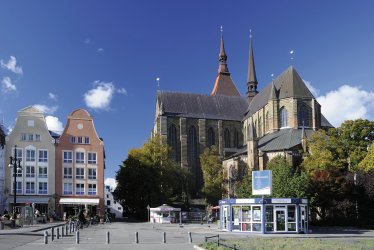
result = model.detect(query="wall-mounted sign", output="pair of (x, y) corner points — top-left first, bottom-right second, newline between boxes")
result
(252, 170), (272, 196)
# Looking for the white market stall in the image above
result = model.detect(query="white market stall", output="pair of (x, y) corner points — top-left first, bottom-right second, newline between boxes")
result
(150, 204), (181, 223)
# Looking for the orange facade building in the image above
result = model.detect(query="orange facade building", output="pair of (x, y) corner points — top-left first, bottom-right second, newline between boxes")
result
(55, 109), (105, 218)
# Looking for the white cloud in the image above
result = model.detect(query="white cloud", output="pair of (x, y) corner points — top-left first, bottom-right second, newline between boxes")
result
(84, 81), (115, 110)
(33, 104), (58, 115)
(317, 85), (374, 127)
(97, 48), (104, 53)
(105, 178), (117, 191)
(48, 92), (58, 101)
(84, 38), (91, 44)
(117, 87), (127, 95)
(45, 115), (64, 133)
(0, 56), (23, 75)
(303, 79), (319, 97)
(1, 77), (16, 93)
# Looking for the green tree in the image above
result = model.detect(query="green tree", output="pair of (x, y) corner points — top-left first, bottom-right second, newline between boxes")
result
(267, 156), (310, 198)
(114, 134), (188, 219)
(200, 146), (223, 205)
(358, 144), (374, 171)
(235, 172), (252, 198)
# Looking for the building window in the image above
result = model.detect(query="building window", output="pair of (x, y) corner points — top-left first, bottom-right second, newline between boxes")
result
(279, 107), (288, 128)
(26, 149), (35, 162)
(16, 148), (23, 162)
(84, 137), (90, 144)
(107, 200), (111, 206)
(224, 128), (231, 148)
(14, 182), (22, 194)
(70, 136), (76, 144)
(265, 112), (269, 132)
(26, 182), (35, 194)
(298, 103), (309, 127)
(28, 134), (34, 141)
(15, 167), (23, 177)
(64, 167), (72, 179)
(88, 168), (97, 180)
(38, 166), (48, 178)
(167, 124), (179, 162)
(63, 151), (73, 163)
(26, 165), (35, 178)
(234, 128), (239, 148)
(76, 168), (84, 179)
(258, 117), (262, 137)
(63, 183), (73, 195)
(35, 134), (40, 142)
(207, 127), (215, 147)
(20, 133), (26, 141)
(187, 125), (200, 187)
(76, 152), (84, 164)
(88, 184), (97, 195)
(77, 136), (83, 144)
(38, 182), (48, 194)
(38, 150), (48, 162)
(88, 152), (97, 164)
(76, 183), (84, 195)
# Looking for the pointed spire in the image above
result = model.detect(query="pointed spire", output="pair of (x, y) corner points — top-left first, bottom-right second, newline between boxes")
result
(218, 26), (229, 74)
(269, 81), (277, 100)
(246, 30), (258, 103)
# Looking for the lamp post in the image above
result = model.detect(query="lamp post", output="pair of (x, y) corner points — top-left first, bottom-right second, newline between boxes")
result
(8, 145), (22, 228)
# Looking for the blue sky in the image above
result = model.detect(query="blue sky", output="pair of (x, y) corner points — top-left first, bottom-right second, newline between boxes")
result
(1, 1), (374, 187)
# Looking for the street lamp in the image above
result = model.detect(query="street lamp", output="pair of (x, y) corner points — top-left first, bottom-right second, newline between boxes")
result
(8, 145), (22, 228)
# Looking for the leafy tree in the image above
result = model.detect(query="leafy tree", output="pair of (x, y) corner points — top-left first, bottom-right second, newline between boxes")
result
(200, 146), (223, 205)
(114, 134), (188, 219)
(235, 172), (252, 198)
(267, 156), (310, 198)
(0, 125), (5, 149)
(358, 143), (374, 171)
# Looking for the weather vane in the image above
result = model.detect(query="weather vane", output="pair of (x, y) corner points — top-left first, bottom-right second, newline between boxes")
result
(290, 50), (294, 65)
(156, 77), (160, 89)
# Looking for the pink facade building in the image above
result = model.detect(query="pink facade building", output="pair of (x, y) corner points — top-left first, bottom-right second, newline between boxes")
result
(55, 109), (105, 218)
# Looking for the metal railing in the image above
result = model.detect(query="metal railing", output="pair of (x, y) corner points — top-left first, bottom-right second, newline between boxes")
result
(205, 234), (239, 250)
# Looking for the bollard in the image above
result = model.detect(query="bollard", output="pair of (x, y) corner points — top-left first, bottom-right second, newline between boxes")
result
(135, 232), (138, 244)
(51, 227), (55, 241)
(62, 226), (65, 237)
(163, 232), (166, 243)
(66, 224), (69, 235)
(44, 231), (48, 244)
(106, 231), (110, 244)
(76, 230), (79, 244)
(70, 222), (72, 233)
(57, 227), (60, 239)
(188, 232), (192, 243)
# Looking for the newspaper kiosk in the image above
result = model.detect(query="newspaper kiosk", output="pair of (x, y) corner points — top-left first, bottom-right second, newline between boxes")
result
(219, 198), (308, 233)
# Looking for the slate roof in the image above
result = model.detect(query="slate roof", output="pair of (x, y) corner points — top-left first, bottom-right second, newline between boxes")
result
(211, 73), (241, 96)
(321, 114), (334, 128)
(244, 66), (315, 119)
(258, 128), (314, 152)
(157, 91), (248, 121)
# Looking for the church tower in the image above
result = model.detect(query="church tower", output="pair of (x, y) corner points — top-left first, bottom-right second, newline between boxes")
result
(211, 27), (241, 96)
(246, 31), (258, 103)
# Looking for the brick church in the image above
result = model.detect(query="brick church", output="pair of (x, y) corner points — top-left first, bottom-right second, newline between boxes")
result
(153, 32), (333, 198)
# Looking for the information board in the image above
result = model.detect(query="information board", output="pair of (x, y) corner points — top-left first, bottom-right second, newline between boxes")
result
(252, 170), (272, 196)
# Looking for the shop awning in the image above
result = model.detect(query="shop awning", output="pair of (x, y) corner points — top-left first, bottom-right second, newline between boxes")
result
(59, 198), (99, 205)
(7, 196), (50, 204)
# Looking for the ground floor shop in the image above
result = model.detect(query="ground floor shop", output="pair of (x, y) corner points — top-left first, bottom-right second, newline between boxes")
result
(219, 198), (308, 233)
(58, 197), (102, 220)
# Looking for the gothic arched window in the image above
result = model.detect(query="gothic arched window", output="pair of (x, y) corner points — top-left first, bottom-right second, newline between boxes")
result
(168, 124), (179, 162)
(265, 111), (269, 132)
(234, 128), (239, 148)
(187, 126), (198, 167)
(207, 127), (215, 147)
(258, 117), (262, 137)
(224, 128), (231, 148)
(279, 107), (288, 128)
(298, 104), (309, 127)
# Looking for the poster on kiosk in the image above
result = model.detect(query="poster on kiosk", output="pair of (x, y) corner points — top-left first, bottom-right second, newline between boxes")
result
(252, 170), (272, 196)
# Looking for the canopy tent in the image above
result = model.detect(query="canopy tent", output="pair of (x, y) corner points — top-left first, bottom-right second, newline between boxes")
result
(150, 204), (181, 223)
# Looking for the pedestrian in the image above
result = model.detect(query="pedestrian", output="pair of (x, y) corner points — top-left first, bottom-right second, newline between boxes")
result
(105, 211), (111, 223)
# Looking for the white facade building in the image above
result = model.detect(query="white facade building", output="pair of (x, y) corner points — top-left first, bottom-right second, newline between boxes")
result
(104, 185), (123, 218)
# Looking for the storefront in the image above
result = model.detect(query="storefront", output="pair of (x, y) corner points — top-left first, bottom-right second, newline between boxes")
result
(219, 198), (308, 233)
(59, 198), (100, 220)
